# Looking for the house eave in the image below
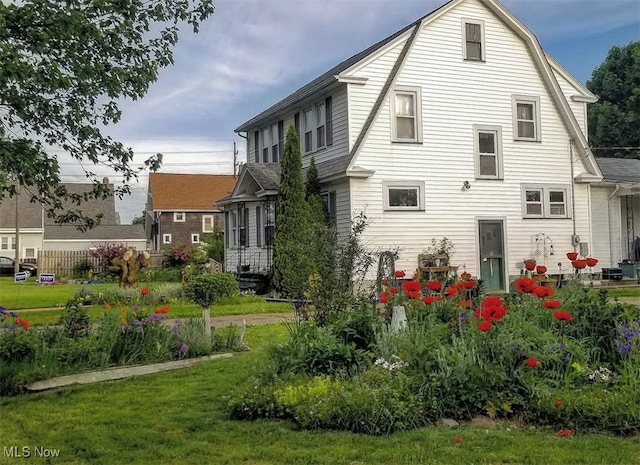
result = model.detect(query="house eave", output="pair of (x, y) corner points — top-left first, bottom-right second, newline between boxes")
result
(574, 173), (603, 183)
(571, 95), (598, 103)
(346, 167), (376, 178)
(335, 75), (369, 85)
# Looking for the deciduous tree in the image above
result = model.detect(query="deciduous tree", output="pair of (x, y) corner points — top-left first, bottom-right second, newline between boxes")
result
(587, 41), (640, 160)
(0, 0), (215, 228)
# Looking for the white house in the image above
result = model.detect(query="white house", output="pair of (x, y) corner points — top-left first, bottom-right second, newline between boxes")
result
(591, 157), (640, 277)
(222, 0), (611, 291)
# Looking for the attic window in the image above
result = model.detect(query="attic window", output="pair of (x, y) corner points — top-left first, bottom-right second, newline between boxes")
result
(173, 212), (185, 222)
(463, 20), (485, 61)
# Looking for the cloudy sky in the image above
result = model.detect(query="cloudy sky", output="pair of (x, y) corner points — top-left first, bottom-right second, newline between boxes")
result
(58, 0), (640, 222)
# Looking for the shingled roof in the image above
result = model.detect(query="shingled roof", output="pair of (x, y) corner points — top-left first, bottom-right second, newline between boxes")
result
(0, 182), (118, 229)
(596, 158), (640, 185)
(44, 224), (145, 240)
(148, 173), (237, 211)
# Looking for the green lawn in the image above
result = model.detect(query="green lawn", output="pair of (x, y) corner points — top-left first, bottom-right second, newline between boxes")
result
(0, 278), (115, 309)
(0, 324), (638, 465)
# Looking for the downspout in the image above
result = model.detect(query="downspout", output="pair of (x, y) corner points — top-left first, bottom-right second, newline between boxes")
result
(569, 139), (577, 251)
(609, 184), (622, 267)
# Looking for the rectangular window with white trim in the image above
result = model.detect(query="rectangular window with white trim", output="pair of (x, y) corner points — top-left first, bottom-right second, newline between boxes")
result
(462, 19), (485, 61)
(261, 127), (270, 162)
(512, 95), (541, 141)
(316, 102), (326, 149)
(173, 212), (185, 222)
(163, 233), (172, 244)
(521, 185), (570, 218)
(202, 215), (214, 233)
(303, 108), (313, 153)
(391, 87), (422, 143)
(191, 234), (200, 244)
(383, 181), (425, 211)
(1, 237), (7, 250)
(474, 125), (503, 179)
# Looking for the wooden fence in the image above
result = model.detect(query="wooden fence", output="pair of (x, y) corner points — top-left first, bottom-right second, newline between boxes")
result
(38, 250), (164, 277)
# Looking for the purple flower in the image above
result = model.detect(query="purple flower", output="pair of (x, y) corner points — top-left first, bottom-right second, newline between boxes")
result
(135, 326), (143, 333)
(505, 343), (519, 350)
(616, 340), (632, 355)
(179, 343), (189, 353)
(458, 311), (468, 322)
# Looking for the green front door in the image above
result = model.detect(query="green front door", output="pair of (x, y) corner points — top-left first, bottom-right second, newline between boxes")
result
(479, 220), (505, 291)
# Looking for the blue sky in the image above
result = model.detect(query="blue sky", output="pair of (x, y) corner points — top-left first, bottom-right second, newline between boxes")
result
(59, 0), (639, 222)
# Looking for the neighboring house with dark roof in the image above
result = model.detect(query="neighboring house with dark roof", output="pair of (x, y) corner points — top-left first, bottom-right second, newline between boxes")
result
(0, 188), (45, 262)
(222, 0), (607, 291)
(146, 173), (237, 251)
(0, 180), (146, 262)
(591, 158), (640, 269)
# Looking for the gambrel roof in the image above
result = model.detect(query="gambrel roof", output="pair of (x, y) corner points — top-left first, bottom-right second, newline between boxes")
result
(235, 0), (602, 181)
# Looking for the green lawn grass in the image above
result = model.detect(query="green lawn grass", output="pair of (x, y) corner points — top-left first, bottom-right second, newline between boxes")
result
(0, 324), (638, 465)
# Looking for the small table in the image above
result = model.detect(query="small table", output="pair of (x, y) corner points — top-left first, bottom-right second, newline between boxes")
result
(418, 266), (459, 281)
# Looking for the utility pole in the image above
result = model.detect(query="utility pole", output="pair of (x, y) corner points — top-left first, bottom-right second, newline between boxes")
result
(14, 184), (20, 273)
(233, 141), (238, 176)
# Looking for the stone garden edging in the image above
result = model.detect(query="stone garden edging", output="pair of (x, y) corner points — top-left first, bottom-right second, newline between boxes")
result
(26, 353), (233, 391)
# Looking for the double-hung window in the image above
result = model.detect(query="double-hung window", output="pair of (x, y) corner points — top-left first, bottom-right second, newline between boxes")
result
(316, 102), (326, 149)
(231, 211), (238, 246)
(303, 108), (313, 153)
(264, 202), (275, 246)
(261, 128), (270, 162)
(202, 215), (214, 233)
(512, 95), (541, 141)
(238, 208), (248, 247)
(383, 181), (425, 211)
(320, 191), (337, 228)
(391, 87), (422, 143)
(1, 237), (7, 250)
(463, 19), (485, 61)
(271, 124), (279, 162)
(521, 185), (569, 218)
(473, 125), (503, 179)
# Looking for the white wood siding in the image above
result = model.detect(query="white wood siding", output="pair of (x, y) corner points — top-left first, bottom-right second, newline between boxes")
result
(551, 69), (588, 138)
(348, 40), (407, 150)
(589, 186), (613, 267)
(348, 0), (593, 280)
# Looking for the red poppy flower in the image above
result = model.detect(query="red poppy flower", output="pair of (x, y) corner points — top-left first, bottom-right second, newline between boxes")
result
(422, 296), (434, 305)
(380, 292), (390, 304)
(426, 281), (442, 291)
(478, 321), (493, 332)
(536, 265), (547, 274)
(542, 299), (561, 309)
(402, 280), (422, 295)
(525, 358), (539, 367)
(459, 280), (476, 289)
(479, 296), (508, 321)
(553, 311), (573, 321)
(557, 429), (573, 437)
(585, 257), (598, 267)
(566, 252), (578, 260)
(533, 286), (553, 298)
(15, 317), (31, 330)
(381, 278), (389, 286)
(141, 287), (150, 295)
(460, 272), (472, 280)
(389, 286), (399, 294)
(406, 290), (421, 300)
(433, 295), (444, 301)
(554, 399), (565, 407)
(514, 277), (536, 293)
(524, 260), (536, 271)
(458, 299), (472, 308)
(445, 286), (459, 297)
(453, 436), (463, 443)
(572, 259), (587, 269)
(154, 306), (171, 314)
(394, 270), (406, 278)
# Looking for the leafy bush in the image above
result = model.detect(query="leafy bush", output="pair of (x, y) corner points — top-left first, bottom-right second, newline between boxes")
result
(59, 298), (90, 339)
(88, 242), (128, 271)
(267, 321), (372, 378)
(73, 259), (93, 278)
(183, 273), (239, 308)
(140, 267), (183, 283)
(164, 241), (190, 267)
